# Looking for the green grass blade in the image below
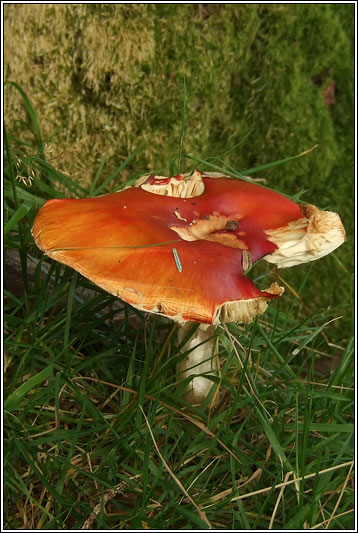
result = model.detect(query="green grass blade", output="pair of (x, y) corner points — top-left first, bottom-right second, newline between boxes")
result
(250, 394), (293, 472)
(184, 145), (317, 199)
(257, 323), (305, 388)
(5, 463), (55, 522)
(328, 337), (354, 389)
(32, 157), (87, 196)
(5, 365), (54, 412)
(209, 128), (255, 163)
(5, 81), (44, 154)
(93, 144), (145, 196)
(4, 203), (32, 236)
(89, 152), (108, 196)
(239, 144), (318, 175)
(4, 185), (46, 207)
(12, 436), (65, 503)
(175, 505), (209, 529)
(176, 76), (187, 174)
(183, 152), (245, 176)
(63, 272), (78, 364)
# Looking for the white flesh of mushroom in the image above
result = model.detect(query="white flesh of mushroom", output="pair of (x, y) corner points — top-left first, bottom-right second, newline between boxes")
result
(264, 204), (346, 268)
(177, 323), (219, 405)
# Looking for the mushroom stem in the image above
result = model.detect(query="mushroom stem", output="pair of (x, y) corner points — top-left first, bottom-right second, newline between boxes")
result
(177, 322), (220, 405)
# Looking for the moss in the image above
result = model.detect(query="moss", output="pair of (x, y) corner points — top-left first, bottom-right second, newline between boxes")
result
(5, 4), (352, 183)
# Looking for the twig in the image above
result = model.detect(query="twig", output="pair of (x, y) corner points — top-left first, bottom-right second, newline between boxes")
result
(81, 481), (128, 529)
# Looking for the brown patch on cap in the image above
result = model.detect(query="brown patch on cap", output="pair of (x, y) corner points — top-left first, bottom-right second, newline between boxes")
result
(170, 213), (247, 250)
(225, 220), (239, 231)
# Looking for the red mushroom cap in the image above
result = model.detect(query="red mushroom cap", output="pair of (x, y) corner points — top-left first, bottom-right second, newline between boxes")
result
(32, 171), (344, 324)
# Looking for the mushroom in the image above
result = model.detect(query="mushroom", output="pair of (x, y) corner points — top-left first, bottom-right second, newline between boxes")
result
(32, 170), (345, 405)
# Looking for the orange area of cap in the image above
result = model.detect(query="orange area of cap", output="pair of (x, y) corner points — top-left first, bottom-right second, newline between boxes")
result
(32, 177), (302, 323)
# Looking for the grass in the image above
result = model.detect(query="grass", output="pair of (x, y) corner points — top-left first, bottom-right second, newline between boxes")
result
(4, 3), (354, 323)
(3, 85), (355, 529)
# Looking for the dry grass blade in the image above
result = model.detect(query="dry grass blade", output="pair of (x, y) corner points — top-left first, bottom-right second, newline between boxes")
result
(205, 460), (354, 507)
(309, 509), (355, 529)
(205, 467), (262, 507)
(229, 461), (354, 502)
(273, 271), (305, 305)
(299, 144), (319, 157)
(268, 471), (292, 529)
(170, 406), (242, 465)
(323, 461), (354, 529)
(185, 457), (220, 494)
(140, 406), (212, 529)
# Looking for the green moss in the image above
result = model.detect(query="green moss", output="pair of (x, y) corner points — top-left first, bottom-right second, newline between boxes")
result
(4, 4), (353, 182)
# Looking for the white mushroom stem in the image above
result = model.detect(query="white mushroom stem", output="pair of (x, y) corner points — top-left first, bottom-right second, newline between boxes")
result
(177, 322), (220, 405)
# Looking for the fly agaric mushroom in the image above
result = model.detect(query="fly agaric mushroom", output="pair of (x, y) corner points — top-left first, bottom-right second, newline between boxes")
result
(32, 170), (345, 404)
